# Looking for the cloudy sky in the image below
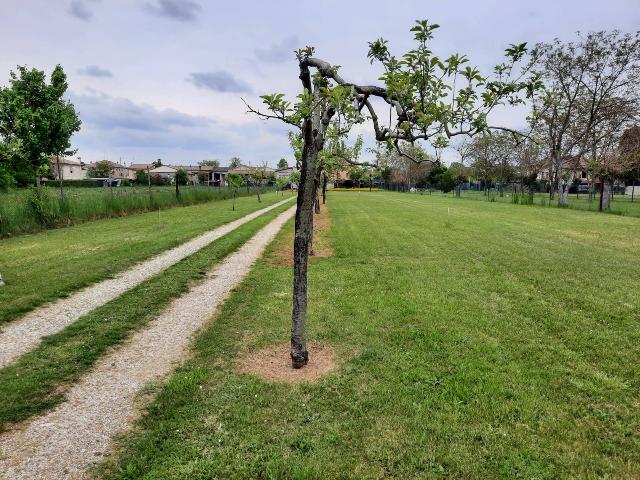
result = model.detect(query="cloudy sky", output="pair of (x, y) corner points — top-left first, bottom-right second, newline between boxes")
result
(1, 0), (638, 167)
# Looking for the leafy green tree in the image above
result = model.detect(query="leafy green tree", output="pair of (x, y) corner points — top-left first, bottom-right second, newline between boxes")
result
(435, 167), (456, 193)
(277, 158), (288, 169)
(87, 160), (114, 178)
(275, 177), (288, 195)
(289, 171), (300, 186)
(0, 65), (81, 188)
(199, 159), (220, 168)
(175, 168), (188, 197)
(229, 157), (241, 169)
(175, 168), (188, 185)
(348, 166), (366, 188)
(0, 141), (20, 190)
(249, 19), (539, 368)
(225, 173), (243, 210)
(135, 169), (149, 185)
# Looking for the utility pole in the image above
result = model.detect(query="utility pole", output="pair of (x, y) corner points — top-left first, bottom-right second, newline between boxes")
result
(57, 155), (65, 201)
(147, 165), (152, 201)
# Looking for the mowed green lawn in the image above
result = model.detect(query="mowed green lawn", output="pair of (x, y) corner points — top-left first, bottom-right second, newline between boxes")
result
(0, 192), (292, 324)
(445, 189), (640, 217)
(100, 191), (640, 479)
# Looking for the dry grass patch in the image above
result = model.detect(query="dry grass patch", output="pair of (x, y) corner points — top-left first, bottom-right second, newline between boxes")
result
(311, 203), (334, 258)
(235, 341), (337, 383)
(265, 201), (333, 267)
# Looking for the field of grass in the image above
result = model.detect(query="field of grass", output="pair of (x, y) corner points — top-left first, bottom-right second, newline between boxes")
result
(0, 191), (292, 324)
(0, 184), (270, 237)
(435, 188), (640, 218)
(99, 191), (639, 479)
(0, 200), (294, 430)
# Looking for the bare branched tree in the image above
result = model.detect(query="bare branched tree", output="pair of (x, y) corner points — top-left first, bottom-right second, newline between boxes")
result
(531, 30), (640, 207)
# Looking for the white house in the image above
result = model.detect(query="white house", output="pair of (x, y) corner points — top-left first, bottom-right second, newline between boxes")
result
(149, 165), (177, 181)
(50, 157), (87, 180)
(275, 166), (297, 179)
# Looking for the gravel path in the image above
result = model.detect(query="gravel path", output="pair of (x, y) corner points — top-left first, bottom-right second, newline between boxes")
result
(0, 197), (293, 368)
(0, 205), (296, 480)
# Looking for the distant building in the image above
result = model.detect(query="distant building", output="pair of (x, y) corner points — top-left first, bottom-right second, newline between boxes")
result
(228, 165), (275, 185)
(212, 166), (229, 186)
(130, 163), (152, 172)
(167, 164), (230, 186)
(149, 165), (177, 181)
(88, 160), (136, 180)
(49, 157), (87, 180)
(275, 166), (297, 179)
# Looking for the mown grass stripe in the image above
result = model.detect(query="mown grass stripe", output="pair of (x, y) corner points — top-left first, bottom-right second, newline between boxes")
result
(0, 192), (293, 324)
(97, 191), (640, 479)
(0, 201), (293, 431)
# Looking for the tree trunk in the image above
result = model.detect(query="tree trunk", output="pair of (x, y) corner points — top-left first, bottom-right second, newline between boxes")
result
(175, 178), (180, 197)
(290, 143), (317, 368)
(322, 174), (327, 205)
(255, 183), (262, 202)
(602, 181), (611, 210)
(313, 173), (321, 214)
(557, 178), (569, 208)
(232, 190), (236, 211)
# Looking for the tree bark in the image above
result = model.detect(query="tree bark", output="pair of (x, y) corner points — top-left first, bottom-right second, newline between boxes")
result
(601, 180), (611, 210)
(322, 174), (327, 205)
(175, 177), (180, 197)
(557, 177), (570, 208)
(290, 140), (317, 368)
(290, 65), (325, 369)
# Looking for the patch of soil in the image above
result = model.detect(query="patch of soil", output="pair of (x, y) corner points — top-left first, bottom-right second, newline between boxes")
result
(265, 229), (294, 267)
(311, 204), (334, 259)
(236, 341), (337, 383)
(265, 202), (333, 267)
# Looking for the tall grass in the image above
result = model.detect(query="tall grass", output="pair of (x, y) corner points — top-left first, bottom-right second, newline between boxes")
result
(0, 185), (269, 237)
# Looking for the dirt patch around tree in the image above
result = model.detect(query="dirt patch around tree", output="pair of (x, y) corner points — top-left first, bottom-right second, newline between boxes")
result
(266, 201), (333, 268)
(236, 341), (337, 383)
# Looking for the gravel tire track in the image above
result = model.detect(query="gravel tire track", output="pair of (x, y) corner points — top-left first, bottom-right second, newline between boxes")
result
(0, 197), (293, 368)
(0, 205), (296, 480)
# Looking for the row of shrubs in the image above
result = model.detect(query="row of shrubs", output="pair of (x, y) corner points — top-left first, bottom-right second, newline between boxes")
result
(0, 185), (268, 237)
